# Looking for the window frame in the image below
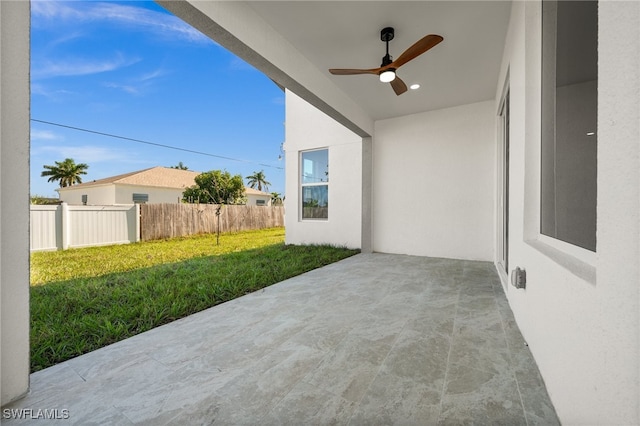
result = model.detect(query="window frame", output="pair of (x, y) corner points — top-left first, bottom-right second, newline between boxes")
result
(132, 193), (149, 204)
(299, 148), (329, 221)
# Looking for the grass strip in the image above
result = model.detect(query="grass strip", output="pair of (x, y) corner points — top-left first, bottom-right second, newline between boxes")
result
(30, 230), (359, 372)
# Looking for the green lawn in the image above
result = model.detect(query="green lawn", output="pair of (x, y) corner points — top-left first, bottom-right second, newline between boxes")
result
(30, 227), (359, 372)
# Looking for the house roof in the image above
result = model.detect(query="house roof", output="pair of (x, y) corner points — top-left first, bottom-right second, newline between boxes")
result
(57, 166), (273, 195)
(245, 187), (272, 196)
(58, 167), (200, 191)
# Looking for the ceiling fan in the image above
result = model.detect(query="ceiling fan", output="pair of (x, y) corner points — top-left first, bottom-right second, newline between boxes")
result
(329, 27), (443, 96)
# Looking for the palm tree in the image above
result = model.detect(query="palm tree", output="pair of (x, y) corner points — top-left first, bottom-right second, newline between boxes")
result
(271, 192), (283, 205)
(246, 170), (271, 192)
(41, 158), (89, 187)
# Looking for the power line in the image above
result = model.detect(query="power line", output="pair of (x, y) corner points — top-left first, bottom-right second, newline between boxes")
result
(31, 118), (284, 170)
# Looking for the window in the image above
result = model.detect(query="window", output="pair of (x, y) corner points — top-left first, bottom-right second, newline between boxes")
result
(132, 193), (149, 204)
(300, 149), (328, 219)
(256, 199), (266, 206)
(541, 0), (597, 252)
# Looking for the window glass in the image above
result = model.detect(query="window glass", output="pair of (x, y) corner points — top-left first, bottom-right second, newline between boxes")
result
(302, 186), (328, 219)
(132, 193), (149, 204)
(300, 149), (328, 220)
(301, 149), (329, 184)
(541, 0), (597, 252)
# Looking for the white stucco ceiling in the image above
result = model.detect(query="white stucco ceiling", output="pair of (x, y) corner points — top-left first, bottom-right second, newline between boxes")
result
(247, 1), (512, 121)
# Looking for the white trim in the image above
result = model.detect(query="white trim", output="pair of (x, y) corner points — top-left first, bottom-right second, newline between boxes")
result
(524, 228), (598, 286)
(299, 147), (329, 221)
(537, 233), (596, 266)
(496, 78), (510, 278)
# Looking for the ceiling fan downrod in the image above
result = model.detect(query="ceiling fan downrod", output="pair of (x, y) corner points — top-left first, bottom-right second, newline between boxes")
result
(381, 27), (394, 67)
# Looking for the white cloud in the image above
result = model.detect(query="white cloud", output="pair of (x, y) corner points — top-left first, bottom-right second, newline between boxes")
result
(31, 1), (85, 21)
(31, 1), (210, 44)
(46, 31), (86, 48)
(32, 52), (140, 80)
(139, 68), (168, 82)
(31, 83), (76, 99)
(104, 82), (140, 95)
(31, 129), (63, 141)
(103, 66), (170, 95)
(34, 145), (135, 165)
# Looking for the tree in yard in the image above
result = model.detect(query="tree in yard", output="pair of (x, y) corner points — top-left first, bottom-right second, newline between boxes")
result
(170, 162), (189, 170)
(182, 170), (246, 245)
(41, 158), (89, 187)
(182, 170), (246, 205)
(246, 170), (271, 192)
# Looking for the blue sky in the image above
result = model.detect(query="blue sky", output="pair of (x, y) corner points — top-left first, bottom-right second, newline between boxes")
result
(30, 0), (285, 197)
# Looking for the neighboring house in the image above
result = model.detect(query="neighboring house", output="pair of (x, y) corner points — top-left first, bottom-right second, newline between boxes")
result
(244, 186), (272, 206)
(2, 2), (640, 425)
(57, 166), (272, 206)
(57, 167), (199, 205)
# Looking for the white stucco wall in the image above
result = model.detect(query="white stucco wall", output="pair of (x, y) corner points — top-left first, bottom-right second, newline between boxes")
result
(285, 90), (362, 249)
(59, 185), (186, 205)
(0, 0), (30, 405)
(60, 184), (271, 206)
(58, 184), (115, 205)
(373, 101), (495, 261)
(495, 2), (640, 424)
(114, 185), (183, 204)
(246, 193), (271, 206)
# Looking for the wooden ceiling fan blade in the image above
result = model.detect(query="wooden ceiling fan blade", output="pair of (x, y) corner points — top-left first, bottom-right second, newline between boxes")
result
(392, 34), (444, 69)
(329, 68), (381, 75)
(390, 75), (408, 96)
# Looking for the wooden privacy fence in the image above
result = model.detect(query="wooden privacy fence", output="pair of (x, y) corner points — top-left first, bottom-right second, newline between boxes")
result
(140, 203), (285, 241)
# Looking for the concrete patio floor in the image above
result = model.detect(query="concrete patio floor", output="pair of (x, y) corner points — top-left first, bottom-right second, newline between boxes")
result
(3, 253), (559, 425)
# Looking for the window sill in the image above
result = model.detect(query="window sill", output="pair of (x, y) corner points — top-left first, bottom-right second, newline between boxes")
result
(525, 236), (596, 285)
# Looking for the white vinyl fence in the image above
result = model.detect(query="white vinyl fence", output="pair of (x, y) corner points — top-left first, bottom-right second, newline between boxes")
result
(30, 203), (140, 251)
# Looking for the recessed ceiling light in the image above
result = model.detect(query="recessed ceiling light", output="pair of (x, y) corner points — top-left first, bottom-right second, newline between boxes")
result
(410, 84), (420, 90)
(586, 132), (595, 136)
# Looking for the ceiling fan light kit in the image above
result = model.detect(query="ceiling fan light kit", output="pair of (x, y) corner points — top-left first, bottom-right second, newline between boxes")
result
(329, 26), (443, 96)
(379, 69), (396, 83)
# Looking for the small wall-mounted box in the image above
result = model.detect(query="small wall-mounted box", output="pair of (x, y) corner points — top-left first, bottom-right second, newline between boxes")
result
(511, 267), (526, 289)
